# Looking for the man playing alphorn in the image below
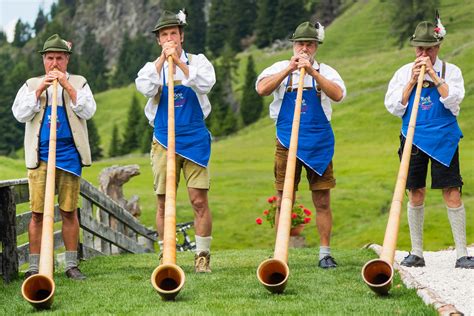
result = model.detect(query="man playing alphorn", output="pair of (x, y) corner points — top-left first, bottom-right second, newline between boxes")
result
(12, 34), (97, 280)
(385, 13), (473, 268)
(256, 22), (346, 269)
(135, 10), (216, 273)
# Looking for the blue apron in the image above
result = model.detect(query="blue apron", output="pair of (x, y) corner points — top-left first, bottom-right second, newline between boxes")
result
(39, 102), (82, 177)
(153, 53), (211, 167)
(276, 73), (335, 176)
(402, 62), (463, 167)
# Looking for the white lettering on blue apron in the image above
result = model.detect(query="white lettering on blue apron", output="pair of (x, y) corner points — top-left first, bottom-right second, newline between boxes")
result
(153, 52), (211, 167)
(276, 73), (335, 176)
(402, 63), (463, 167)
(39, 100), (82, 177)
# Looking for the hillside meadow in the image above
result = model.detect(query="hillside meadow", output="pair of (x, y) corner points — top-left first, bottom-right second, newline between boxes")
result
(1, 0), (473, 252)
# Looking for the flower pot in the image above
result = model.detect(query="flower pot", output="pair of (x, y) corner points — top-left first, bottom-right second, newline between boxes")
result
(289, 224), (305, 236)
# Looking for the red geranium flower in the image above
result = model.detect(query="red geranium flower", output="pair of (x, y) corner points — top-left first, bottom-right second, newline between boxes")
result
(257, 196), (312, 229)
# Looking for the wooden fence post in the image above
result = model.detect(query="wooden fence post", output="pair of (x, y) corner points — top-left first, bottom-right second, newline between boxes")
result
(0, 186), (19, 282)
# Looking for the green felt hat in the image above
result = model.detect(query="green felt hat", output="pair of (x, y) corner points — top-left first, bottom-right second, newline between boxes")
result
(289, 22), (324, 44)
(151, 10), (187, 33)
(410, 21), (444, 47)
(39, 34), (72, 54)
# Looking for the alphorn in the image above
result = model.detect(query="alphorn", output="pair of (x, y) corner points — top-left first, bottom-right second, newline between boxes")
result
(362, 65), (426, 295)
(151, 56), (186, 300)
(22, 71), (60, 309)
(257, 68), (306, 293)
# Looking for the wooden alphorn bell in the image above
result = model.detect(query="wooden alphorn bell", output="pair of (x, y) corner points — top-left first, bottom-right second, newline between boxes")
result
(362, 65), (426, 295)
(257, 68), (306, 293)
(22, 71), (60, 309)
(151, 56), (186, 300)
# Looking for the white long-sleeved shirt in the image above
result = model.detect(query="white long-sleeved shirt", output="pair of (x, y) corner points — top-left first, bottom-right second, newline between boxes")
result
(135, 51), (216, 126)
(384, 57), (465, 117)
(12, 73), (96, 123)
(255, 60), (346, 121)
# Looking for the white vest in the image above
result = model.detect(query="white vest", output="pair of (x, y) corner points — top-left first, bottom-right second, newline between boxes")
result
(24, 75), (92, 169)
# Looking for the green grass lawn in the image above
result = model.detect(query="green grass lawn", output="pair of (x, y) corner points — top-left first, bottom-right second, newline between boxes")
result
(0, 248), (436, 315)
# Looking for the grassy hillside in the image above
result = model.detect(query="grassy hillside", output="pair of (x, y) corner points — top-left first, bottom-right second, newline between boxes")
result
(0, 249), (436, 315)
(2, 0), (473, 251)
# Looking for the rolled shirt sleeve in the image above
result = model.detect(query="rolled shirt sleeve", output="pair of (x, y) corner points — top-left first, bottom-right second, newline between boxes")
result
(12, 84), (41, 123)
(136, 62), (162, 98)
(440, 65), (464, 116)
(182, 53), (216, 95)
(70, 83), (96, 120)
(384, 64), (411, 118)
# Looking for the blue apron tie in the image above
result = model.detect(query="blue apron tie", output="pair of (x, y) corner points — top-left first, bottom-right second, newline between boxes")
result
(402, 66), (462, 167)
(39, 104), (82, 177)
(276, 72), (334, 176)
(153, 52), (211, 167)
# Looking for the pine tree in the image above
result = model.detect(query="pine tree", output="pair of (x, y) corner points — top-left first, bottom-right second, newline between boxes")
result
(109, 124), (121, 157)
(273, 0), (308, 41)
(390, 0), (440, 48)
(241, 55), (263, 126)
(34, 8), (47, 35)
(255, 0), (276, 48)
(113, 34), (155, 87)
(87, 118), (103, 161)
(141, 124), (154, 153)
(0, 31), (7, 45)
(121, 95), (143, 154)
(79, 30), (108, 92)
(0, 60), (27, 155)
(12, 20), (32, 48)
(206, 0), (232, 56)
(185, 0), (207, 53)
(227, 0), (257, 52)
(207, 47), (239, 136)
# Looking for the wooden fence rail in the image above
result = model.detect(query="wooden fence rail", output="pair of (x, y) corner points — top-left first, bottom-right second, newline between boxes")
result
(0, 178), (157, 283)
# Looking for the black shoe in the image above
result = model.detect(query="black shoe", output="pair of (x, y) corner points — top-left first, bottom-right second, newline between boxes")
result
(318, 255), (337, 269)
(455, 256), (474, 269)
(400, 254), (425, 267)
(65, 267), (87, 280)
(24, 270), (38, 280)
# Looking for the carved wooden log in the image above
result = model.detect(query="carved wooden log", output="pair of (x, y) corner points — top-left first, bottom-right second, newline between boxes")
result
(97, 164), (141, 253)
(98, 164), (141, 217)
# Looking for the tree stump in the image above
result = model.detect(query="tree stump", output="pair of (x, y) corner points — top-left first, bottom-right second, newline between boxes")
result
(98, 164), (141, 218)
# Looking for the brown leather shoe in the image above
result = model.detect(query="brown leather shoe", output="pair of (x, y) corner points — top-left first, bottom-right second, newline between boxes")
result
(65, 267), (86, 280)
(194, 251), (211, 273)
(24, 270), (38, 280)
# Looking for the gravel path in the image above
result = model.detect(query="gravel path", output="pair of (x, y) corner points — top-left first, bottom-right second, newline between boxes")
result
(394, 247), (474, 315)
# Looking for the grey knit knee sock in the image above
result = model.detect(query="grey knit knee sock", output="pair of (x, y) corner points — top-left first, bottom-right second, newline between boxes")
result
(407, 203), (424, 258)
(447, 204), (468, 259)
(65, 251), (78, 270)
(28, 253), (40, 273)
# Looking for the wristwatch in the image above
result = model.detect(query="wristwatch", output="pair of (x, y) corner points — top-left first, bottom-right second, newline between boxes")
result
(435, 79), (445, 88)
